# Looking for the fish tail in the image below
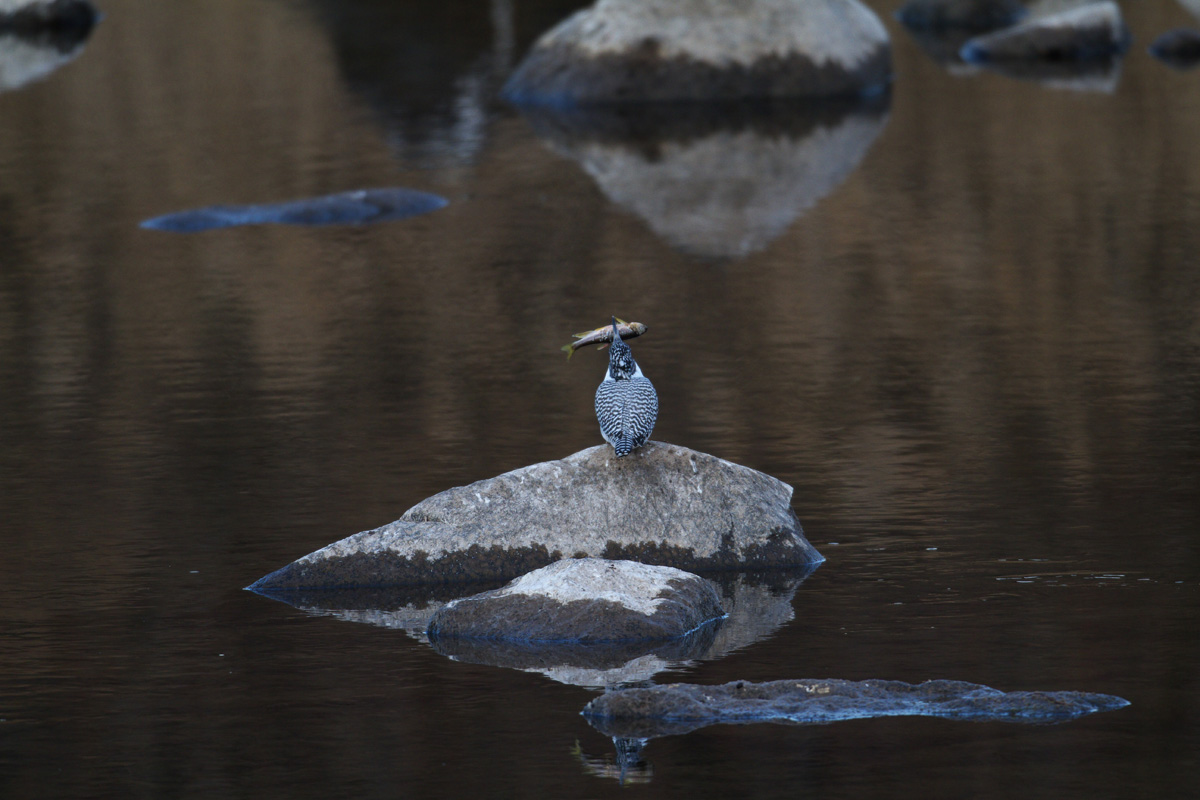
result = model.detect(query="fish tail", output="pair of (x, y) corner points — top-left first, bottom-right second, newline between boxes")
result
(561, 343), (575, 360)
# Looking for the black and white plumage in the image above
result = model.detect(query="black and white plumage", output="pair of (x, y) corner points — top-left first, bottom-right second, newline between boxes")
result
(595, 317), (658, 457)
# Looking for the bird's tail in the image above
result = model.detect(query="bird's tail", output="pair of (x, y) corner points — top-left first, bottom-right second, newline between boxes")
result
(614, 437), (634, 458)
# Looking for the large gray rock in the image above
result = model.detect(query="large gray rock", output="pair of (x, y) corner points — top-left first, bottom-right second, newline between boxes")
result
(248, 442), (823, 590)
(960, 1), (1130, 63)
(583, 679), (1131, 738)
(426, 558), (724, 643)
(503, 0), (891, 105)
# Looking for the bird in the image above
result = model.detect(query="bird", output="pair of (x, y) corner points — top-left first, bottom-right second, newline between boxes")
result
(594, 316), (658, 457)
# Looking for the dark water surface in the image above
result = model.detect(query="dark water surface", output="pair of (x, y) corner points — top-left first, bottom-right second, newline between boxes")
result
(2, 0), (1199, 796)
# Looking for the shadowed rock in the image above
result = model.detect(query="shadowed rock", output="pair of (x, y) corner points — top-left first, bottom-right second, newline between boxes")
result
(520, 95), (889, 258)
(583, 678), (1131, 738)
(960, 1), (1130, 63)
(248, 442), (823, 590)
(1149, 28), (1200, 70)
(140, 188), (448, 232)
(503, 0), (891, 105)
(427, 559), (725, 643)
(896, 0), (1027, 31)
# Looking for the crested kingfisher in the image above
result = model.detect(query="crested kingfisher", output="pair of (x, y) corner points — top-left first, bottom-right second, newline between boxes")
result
(595, 316), (658, 457)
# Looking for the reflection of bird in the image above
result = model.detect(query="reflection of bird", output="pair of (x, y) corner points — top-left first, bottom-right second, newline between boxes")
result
(595, 317), (658, 457)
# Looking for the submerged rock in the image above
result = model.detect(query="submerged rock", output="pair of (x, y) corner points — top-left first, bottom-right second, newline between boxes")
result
(960, 1), (1130, 63)
(896, 0), (1027, 31)
(503, 0), (891, 105)
(1148, 28), (1200, 69)
(427, 558), (725, 643)
(248, 442), (823, 590)
(140, 188), (448, 232)
(583, 678), (1131, 738)
(521, 95), (889, 258)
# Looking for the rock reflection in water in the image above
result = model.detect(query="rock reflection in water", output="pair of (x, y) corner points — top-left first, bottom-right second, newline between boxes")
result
(140, 187), (448, 232)
(245, 582), (507, 642)
(302, 0), (515, 167)
(518, 96), (890, 259)
(902, 27), (983, 73)
(429, 619), (724, 688)
(969, 57), (1123, 93)
(0, 3), (96, 92)
(252, 567), (817, 688)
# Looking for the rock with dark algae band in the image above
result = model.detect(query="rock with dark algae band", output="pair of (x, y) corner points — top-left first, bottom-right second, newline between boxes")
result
(503, 0), (892, 105)
(248, 442), (823, 590)
(959, 1), (1131, 63)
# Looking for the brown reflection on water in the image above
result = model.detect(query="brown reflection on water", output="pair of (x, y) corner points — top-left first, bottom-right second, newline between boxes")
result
(0, 0), (1199, 797)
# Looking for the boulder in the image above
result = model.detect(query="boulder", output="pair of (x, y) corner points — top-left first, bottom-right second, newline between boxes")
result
(248, 441), (823, 590)
(1149, 28), (1200, 70)
(583, 678), (1132, 738)
(502, 0), (891, 105)
(895, 0), (1027, 31)
(426, 558), (724, 644)
(960, 1), (1130, 63)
